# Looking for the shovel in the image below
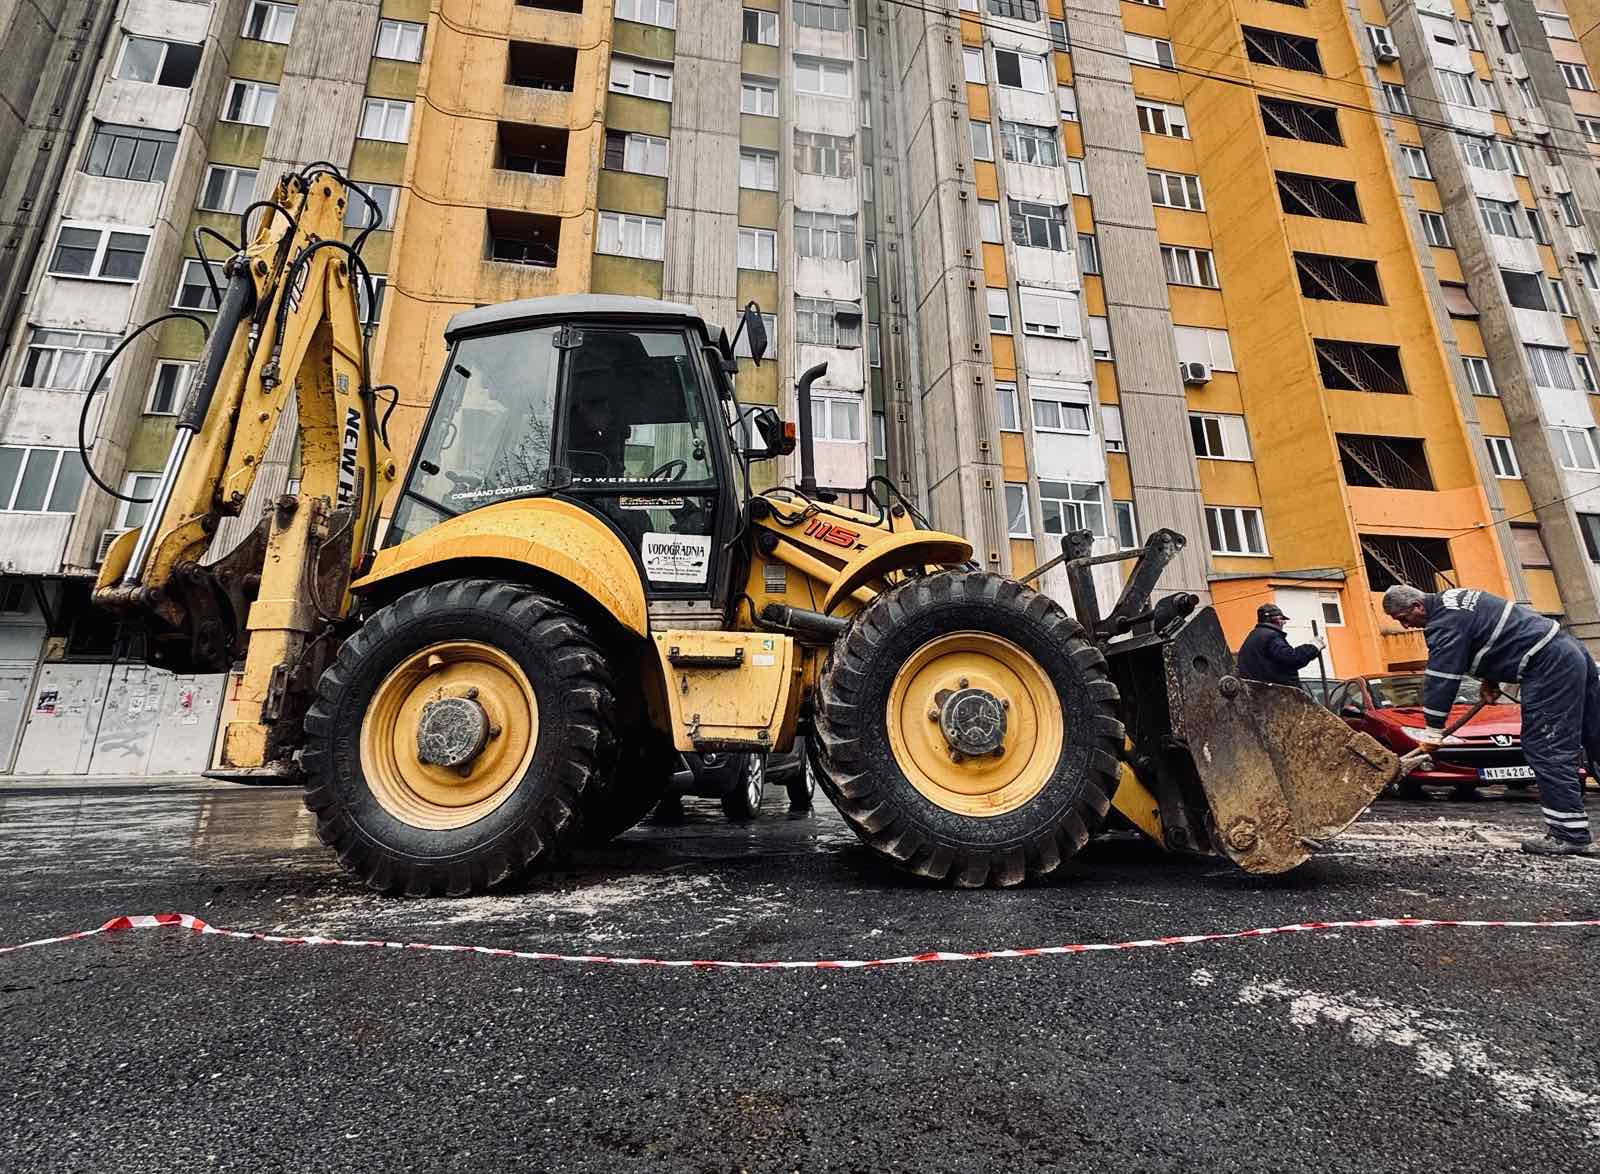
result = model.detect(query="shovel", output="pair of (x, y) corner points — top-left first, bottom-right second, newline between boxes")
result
(1396, 697), (1490, 779)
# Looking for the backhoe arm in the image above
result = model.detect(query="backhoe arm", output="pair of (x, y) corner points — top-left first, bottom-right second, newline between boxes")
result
(93, 168), (394, 775)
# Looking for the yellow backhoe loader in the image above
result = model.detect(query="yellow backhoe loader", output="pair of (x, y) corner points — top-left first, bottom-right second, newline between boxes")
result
(92, 170), (1395, 895)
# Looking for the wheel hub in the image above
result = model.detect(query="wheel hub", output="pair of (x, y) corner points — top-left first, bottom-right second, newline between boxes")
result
(938, 686), (1008, 757)
(415, 695), (490, 768)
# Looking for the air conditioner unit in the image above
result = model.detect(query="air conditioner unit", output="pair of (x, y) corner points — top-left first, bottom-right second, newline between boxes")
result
(1180, 361), (1212, 385)
(95, 528), (127, 565)
(1374, 45), (1400, 63)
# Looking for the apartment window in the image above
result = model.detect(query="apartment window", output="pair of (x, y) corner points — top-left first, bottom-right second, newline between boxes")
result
(1089, 317), (1112, 359)
(741, 76), (777, 115)
(1125, 35), (1175, 69)
(199, 165), (258, 214)
(1049, 19), (1069, 51)
(1383, 84), (1411, 116)
(222, 80), (278, 126)
(1526, 207), (1552, 245)
(174, 259), (219, 309)
(1579, 118), (1600, 144)
(996, 383), (1021, 432)
(1559, 191), (1584, 227)
(146, 361), (192, 415)
(964, 47), (986, 84)
(811, 395), (863, 441)
(868, 324), (881, 368)
(1148, 170), (1204, 211)
(1420, 212), (1450, 247)
(1478, 198), (1523, 238)
(1503, 269), (1548, 311)
(114, 36), (201, 88)
(1578, 354), (1598, 392)
(1437, 70), (1479, 108)
(734, 313), (777, 358)
(862, 167), (874, 203)
(994, 49), (1051, 91)
(1273, 172), (1359, 222)
(794, 210), (857, 261)
(1005, 484), (1031, 538)
(794, 130), (855, 178)
(1059, 86), (1078, 121)
(1517, 77), (1539, 115)
(738, 226), (777, 271)
(113, 472), (161, 530)
(616, 0), (676, 28)
(1161, 245), (1218, 288)
(795, 58), (850, 97)
(1190, 413), (1251, 460)
(0, 447), (88, 514)
(1067, 159), (1088, 196)
(1553, 426), (1600, 471)
(1550, 277), (1575, 315)
(1019, 288), (1077, 337)
(871, 411), (885, 457)
(242, 1), (296, 43)
(602, 130), (668, 177)
(860, 241), (877, 281)
(795, 0), (848, 31)
(1078, 234), (1100, 274)
(743, 8), (778, 45)
(1031, 394), (1091, 434)
(1009, 200), (1069, 251)
(507, 40), (577, 92)
(83, 124), (177, 183)
(1583, 255), (1600, 287)
(1102, 404), (1125, 452)
(344, 183), (397, 230)
(1500, 21), (1522, 55)
(1562, 62), (1595, 91)
(1173, 326), (1237, 372)
(1206, 506), (1268, 556)
(1040, 482), (1107, 537)
(979, 201), (1003, 244)
(986, 288), (1011, 333)
(1315, 339), (1406, 393)
(1000, 121), (1060, 167)
(1580, 515), (1600, 562)
(1542, 11), (1576, 40)
(612, 58), (674, 102)
(795, 297), (861, 347)
(374, 19), (425, 62)
(1136, 101), (1188, 138)
(1259, 97), (1340, 145)
(597, 212), (665, 261)
(1460, 20), (1482, 50)
(740, 149), (777, 191)
(1401, 146), (1431, 180)
(1113, 501), (1138, 549)
(47, 224), (149, 283)
(1460, 135), (1506, 171)
(1295, 253), (1383, 304)
(359, 98), (413, 143)
(1526, 344), (1577, 389)
(987, 0), (1042, 18)
(17, 329), (115, 392)
(970, 121), (994, 161)
(1486, 436), (1520, 479)
(1243, 27), (1323, 74)
(1463, 355), (1496, 397)
(1126, 0), (1163, 6)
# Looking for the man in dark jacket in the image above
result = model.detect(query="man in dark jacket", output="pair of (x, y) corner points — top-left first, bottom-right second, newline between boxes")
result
(1383, 583), (1599, 856)
(1236, 603), (1323, 687)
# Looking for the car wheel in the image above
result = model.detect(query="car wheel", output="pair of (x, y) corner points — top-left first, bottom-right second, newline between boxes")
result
(1398, 777), (1427, 801)
(719, 754), (767, 822)
(786, 758), (816, 812)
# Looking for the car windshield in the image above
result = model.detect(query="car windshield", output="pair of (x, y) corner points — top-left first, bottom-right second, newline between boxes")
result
(1367, 675), (1483, 708)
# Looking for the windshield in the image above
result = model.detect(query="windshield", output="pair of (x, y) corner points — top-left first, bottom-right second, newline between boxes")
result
(564, 328), (715, 484)
(1368, 675), (1484, 708)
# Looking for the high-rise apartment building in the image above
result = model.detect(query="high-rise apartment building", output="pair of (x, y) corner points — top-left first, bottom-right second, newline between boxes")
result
(11, 0), (1600, 774)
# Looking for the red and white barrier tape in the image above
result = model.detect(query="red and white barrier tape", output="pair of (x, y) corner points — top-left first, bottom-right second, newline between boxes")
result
(2, 912), (1598, 970)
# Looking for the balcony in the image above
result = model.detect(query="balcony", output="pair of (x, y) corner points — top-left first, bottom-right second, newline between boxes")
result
(485, 209), (560, 269)
(496, 122), (568, 177)
(507, 40), (576, 94)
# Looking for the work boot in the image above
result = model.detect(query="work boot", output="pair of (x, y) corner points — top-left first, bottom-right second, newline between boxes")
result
(1520, 834), (1599, 857)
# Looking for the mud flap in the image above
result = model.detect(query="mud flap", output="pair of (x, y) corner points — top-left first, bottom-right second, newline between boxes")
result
(1106, 608), (1396, 874)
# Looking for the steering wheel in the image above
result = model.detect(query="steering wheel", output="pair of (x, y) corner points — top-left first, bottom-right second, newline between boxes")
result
(648, 458), (688, 482)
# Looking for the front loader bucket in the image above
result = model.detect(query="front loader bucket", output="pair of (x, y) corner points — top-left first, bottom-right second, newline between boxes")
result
(1105, 608), (1396, 874)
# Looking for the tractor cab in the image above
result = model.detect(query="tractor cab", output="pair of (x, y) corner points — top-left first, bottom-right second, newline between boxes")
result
(385, 295), (777, 606)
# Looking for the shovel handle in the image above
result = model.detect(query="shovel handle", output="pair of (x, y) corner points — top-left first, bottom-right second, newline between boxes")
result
(1396, 696), (1491, 769)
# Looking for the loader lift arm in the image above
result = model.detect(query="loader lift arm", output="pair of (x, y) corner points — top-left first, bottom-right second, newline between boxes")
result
(93, 168), (394, 778)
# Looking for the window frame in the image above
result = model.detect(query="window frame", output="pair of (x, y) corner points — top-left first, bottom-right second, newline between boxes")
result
(82, 123), (178, 183)
(615, 0), (677, 29)
(1486, 435), (1520, 479)
(1148, 169), (1204, 211)
(113, 35), (201, 88)
(740, 75), (777, 115)
(810, 392), (864, 442)
(1038, 480), (1108, 538)
(1463, 355), (1497, 397)
(1030, 392), (1092, 435)
(995, 382), (1021, 432)
(359, 97), (413, 143)
(596, 211), (667, 261)
(15, 329), (116, 393)
(173, 258), (220, 310)
(794, 57), (851, 98)
(739, 148), (778, 191)
(198, 164), (259, 215)
(145, 360), (193, 415)
(612, 58), (675, 103)
(1004, 483), (1032, 538)
(1205, 505), (1269, 556)
(986, 287), (1012, 334)
(374, 18), (426, 62)
(1161, 245), (1219, 288)
(1420, 211), (1451, 247)
(242, 0), (297, 44)
(46, 223), (151, 284)
(743, 8), (778, 46)
(737, 225), (777, 272)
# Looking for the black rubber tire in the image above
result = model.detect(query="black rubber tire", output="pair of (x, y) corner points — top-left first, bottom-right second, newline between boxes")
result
(302, 579), (615, 896)
(576, 733), (677, 845)
(786, 754), (815, 812)
(719, 753), (767, 821)
(1398, 777), (1427, 800)
(814, 570), (1123, 887)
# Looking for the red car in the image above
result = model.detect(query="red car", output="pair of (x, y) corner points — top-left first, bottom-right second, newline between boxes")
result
(1329, 674), (1534, 799)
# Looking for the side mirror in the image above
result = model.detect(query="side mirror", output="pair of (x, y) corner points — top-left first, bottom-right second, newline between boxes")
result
(1340, 703), (1362, 719)
(748, 406), (795, 461)
(741, 304), (768, 365)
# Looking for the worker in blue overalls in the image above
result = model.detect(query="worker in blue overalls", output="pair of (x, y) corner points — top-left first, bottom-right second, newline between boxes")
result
(1383, 584), (1599, 856)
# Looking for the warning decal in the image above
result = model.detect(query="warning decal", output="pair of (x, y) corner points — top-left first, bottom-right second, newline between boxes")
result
(642, 532), (711, 584)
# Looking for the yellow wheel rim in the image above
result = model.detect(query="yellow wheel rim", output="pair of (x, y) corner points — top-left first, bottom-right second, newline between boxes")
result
(885, 632), (1064, 817)
(359, 640), (538, 831)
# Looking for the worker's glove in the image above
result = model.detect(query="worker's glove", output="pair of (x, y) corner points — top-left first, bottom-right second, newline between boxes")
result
(1312, 635), (1327, 651)
(1411, 726), (1446, 746)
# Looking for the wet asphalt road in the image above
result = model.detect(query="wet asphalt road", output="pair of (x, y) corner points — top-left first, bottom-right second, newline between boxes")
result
(2, 781), (1598, 1173)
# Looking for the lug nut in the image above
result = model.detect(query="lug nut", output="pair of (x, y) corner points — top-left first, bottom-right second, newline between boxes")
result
(958, 678), (969, 689)
(927, 710), (939, 721)
(950, 749), (964, 762)
(488, 724), (501, 739)
(465, 687), (479, 700)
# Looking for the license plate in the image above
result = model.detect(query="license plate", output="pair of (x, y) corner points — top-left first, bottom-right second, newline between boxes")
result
(1479, 766), (1534, 781)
